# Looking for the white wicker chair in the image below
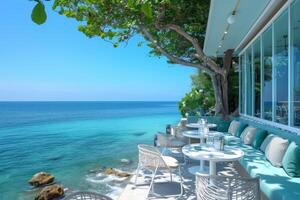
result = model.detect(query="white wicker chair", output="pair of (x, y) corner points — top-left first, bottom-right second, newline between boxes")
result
(134, 144), (183, 198)
(64, 191), (113, 200)
(196, 174), (260, 200)
(156, 132), (186, 148)
(155, 124), (188, 155)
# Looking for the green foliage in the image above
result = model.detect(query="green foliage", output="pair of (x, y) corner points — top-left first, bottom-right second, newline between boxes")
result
(141, 3), (153, 18)
(30, 0), (210, 55)
(178, 72), (215, 117)
(31, 1), (47, 25)
(179, 66), (239, 117)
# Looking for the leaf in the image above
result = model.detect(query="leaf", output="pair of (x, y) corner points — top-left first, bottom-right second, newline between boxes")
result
(137, 41), (143, 47)
(107, 30), (115, 39)
(113, 43), (119, 48)
(127, 0), (135, 8)
(31, 2), (47, 25)
(141, 3), (152, 18)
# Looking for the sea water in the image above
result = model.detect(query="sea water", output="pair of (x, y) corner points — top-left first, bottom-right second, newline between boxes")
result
(0, 101), (180, 200)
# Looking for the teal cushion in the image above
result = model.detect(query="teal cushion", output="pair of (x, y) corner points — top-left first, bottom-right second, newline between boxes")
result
(235, 122), (248, 137)
(229, 142), (300, 200)
(282, 142), (300, 177)
(251, 129), (268, 149)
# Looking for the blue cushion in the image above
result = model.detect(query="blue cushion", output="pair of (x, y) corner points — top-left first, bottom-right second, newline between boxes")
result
(282, 142), (300, 177)
(251, 129), (268, 149)
(230, 142), (300, 200)
(235, 122), (248, 137)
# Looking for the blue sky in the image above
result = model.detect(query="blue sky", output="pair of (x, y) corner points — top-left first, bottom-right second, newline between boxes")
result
(0, 1), (196, 101)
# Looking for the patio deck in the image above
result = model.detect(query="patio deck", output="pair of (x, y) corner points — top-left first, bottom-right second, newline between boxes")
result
(118, 160), (249, 200)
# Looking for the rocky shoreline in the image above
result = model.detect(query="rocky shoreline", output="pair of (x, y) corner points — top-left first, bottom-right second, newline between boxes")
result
(27, 165), (132, 200)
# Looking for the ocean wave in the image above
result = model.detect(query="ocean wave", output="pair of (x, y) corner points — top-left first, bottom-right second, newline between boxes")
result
(84, 170), (132, 199)
(87, 173), (128, 183)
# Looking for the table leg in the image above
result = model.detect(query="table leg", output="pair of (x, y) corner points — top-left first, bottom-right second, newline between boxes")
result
(200, 160), (204, 171)
(187, 160), (208, 175)
(209, 161), (217, 175)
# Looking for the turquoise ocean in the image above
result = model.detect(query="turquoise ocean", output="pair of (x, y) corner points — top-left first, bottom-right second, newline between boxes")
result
(0, 101), (180, 200)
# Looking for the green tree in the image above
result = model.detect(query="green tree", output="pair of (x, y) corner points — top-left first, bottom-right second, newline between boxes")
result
(30, 0), (236, 116)
(179, 72), (215, 117)
(178, 66), (238, 117)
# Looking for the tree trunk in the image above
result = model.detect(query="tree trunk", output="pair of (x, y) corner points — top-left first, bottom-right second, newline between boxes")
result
(210, 49), (233, 118)
(221, 75), (229, 115)
(210, 75), (221, 113)
(211, 74), (229, 117)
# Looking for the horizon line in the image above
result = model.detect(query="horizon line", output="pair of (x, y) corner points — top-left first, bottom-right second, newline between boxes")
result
(0, 100), (179, 102)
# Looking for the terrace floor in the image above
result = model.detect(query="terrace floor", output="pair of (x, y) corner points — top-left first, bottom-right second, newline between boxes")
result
(118, 157), (250, 200)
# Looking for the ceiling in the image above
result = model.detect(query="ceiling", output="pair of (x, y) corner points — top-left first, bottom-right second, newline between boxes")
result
(203, 0), (272, 57)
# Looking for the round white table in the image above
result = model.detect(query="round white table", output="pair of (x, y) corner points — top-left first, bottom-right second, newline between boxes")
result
(182, 131), (225, 174)
(182, 130), (224, 139)
(185, 123), (217, 129)
(182, 144), (244, 175)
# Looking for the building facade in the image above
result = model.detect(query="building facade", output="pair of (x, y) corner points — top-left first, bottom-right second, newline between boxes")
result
(204, 0), (300, 133)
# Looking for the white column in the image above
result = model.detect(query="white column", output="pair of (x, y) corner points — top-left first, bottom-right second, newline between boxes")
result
(209, 161), (217, 175)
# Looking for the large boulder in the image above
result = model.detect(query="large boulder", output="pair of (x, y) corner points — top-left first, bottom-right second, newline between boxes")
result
(116, 172), (131, 177)
(35, 184), (64, 200)
(28, 172), (55, 187)
(104, 168), (116, 175)
(103, 168), (131, 178)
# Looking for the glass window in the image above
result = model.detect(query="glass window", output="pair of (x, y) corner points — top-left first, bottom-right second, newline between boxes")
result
(291, 0), (300, 128)
(262, 27), (273, 121)
(239, 55), (244, 113)
(246, 47), (253, 115)
(253, 38), (261, 117)
(240, 54), (245, 114)
(274, 10), (289, 125)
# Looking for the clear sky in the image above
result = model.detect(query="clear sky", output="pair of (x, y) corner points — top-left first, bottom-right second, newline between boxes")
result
(0, 1), (196, 101)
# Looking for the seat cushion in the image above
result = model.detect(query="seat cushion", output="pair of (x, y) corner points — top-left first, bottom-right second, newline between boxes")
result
(260, 134), (275, 152)
(161, 156), (179, 168)
(282, 142), (300, 177)
(224, 134), (241, 144)
(235, 122), (248, 138)
(229, 142), (300, 200)
(251, 129), (268, 149)
(240, 126), (258, 145)
(228, 120), (240, 135)
(265, 136), (289, 167)
(169, 140), (186, 147)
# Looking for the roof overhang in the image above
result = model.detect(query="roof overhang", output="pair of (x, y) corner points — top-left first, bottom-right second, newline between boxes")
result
(203, 0), (285, 57)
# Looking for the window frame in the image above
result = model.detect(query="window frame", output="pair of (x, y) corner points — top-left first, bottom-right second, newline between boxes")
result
(238, 0), (300, 133)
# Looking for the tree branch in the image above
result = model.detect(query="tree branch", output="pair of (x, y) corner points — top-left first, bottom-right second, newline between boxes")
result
(138, 25), (213, 75)
(165, 24), (225, 76)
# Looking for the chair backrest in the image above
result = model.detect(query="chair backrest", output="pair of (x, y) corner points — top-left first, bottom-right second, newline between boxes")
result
(64, 191), (113, 200)
(138, 144), (167, 168)
(196, 174), (260, 200)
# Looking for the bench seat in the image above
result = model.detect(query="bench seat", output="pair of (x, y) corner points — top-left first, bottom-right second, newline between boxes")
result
(228, 139), (300, 200)
(187, 116), (300, 200)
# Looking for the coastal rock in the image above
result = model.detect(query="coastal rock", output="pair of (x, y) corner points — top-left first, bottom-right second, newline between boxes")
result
(116, 172), (131, 177)
(28, 172), (55, 187)
(104, 168), (131, 178)
(35, 184), (64, 200)
(104, 168), (116, 175)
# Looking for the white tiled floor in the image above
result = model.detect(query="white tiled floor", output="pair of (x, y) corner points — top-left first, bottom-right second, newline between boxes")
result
(118, 160), (248, 200)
